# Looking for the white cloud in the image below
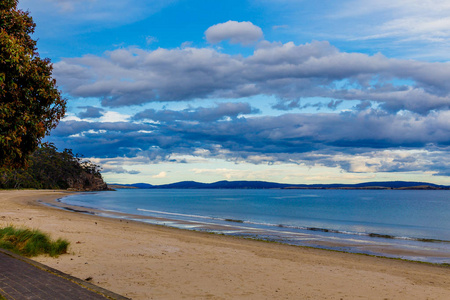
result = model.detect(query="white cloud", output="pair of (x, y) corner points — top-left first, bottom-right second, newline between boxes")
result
(146, 36), (159, 45)
(327, 149), (448, 174)
(272, 25), (289, 30)
(191, 168), (278, 180)
(19, 0), (178, 35)
(101, 166), (140, 174)
(205, 21), (263, 45)
(336, 0), (450, 44)
(54, 40), (450, 113)
(45, 0), (87, 12)
(338, 0), (450, 17)
(301, 173), (377, 182)
(152, 171), (167, 178)
(99, 111), (130, 122)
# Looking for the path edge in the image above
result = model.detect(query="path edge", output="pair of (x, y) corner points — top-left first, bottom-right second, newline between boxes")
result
(0, 248), (130, 300)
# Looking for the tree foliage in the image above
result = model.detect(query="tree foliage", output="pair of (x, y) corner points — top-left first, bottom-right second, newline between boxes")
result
(0, 143), (106, 190)
(0, 0), (66, 168)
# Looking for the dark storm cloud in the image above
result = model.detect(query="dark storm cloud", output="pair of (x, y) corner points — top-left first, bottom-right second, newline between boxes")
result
(77, 106), (104, 118)
(49, 109), (450, 174)
(49, 37), (450, 176)
(170, 110), (450, 151)
(272, 99), (343, 111)
(133, 102), (259, 122)
(50, 120), (151, 137)
(54, 41), (450, 114)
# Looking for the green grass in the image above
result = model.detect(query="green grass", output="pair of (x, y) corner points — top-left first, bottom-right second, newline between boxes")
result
(0, 226), (69, 257)
(0, 294), (6, 300)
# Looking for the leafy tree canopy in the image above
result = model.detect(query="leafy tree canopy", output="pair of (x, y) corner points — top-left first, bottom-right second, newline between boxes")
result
(0, 0), (66, 168)
(0, 143), (107, 190)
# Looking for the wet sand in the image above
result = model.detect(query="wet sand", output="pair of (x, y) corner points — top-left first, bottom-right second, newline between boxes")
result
(1, 190), (449, 299)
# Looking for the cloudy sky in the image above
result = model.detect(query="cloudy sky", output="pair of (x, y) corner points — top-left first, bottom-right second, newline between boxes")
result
(19, 0), (450, 185)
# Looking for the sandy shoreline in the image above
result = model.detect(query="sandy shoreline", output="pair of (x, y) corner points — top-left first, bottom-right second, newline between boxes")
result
(43, 192), (450, 263)
(1, 190), (449, 299)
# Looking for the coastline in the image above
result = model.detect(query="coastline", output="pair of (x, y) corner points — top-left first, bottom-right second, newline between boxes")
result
(56, 189), (450, 264)
(1, 190), (449, 299)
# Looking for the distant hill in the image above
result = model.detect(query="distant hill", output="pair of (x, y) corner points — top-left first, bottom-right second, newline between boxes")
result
(109, 180), (449, 190)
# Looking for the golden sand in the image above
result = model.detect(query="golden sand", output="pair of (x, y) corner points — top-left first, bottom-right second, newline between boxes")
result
(1, 190), (449, 299)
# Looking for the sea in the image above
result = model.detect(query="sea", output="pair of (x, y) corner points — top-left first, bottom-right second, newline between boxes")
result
(57, 189), (450, 264)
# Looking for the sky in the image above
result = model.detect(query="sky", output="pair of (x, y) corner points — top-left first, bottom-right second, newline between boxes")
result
(17, 0), (450, 185)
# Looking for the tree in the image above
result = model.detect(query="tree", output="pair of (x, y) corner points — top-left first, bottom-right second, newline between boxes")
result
(0, 0), (66, 168)
(0, 144), (106, 190)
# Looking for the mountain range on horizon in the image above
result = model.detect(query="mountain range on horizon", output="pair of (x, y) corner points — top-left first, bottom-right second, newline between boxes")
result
(108, 180), (450, 190)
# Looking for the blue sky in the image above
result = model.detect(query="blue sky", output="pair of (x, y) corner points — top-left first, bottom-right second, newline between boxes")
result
(18, 0), (450, 185)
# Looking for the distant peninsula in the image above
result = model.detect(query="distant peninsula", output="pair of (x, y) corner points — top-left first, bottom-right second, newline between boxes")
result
(109, 180), (449, 190)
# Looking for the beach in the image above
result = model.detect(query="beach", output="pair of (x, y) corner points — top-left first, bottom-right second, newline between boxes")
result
(1, 190), (449, 299)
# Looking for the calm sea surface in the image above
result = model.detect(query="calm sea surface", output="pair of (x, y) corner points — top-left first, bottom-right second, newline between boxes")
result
(59, 189), (450, 263)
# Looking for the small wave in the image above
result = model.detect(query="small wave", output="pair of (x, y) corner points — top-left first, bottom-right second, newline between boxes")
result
(137, 208), (215, 220)
(272, 194), (319, 200)
(396, 236), (448, 243)
(216, 198), (242, 201)
(271, 196), (302, 200)
(224, 218), (245, 223)
(136, 208), (449, 244)
(244, 221), (450, 243)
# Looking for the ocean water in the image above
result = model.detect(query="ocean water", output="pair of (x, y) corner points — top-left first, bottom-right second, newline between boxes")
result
(58, 189), (450, 263)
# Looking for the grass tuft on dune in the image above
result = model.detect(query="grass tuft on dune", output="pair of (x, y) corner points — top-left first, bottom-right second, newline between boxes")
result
(0, 226), (69, 257)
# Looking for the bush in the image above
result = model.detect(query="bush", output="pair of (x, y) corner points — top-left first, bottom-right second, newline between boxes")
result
(0, 226), (69, 257)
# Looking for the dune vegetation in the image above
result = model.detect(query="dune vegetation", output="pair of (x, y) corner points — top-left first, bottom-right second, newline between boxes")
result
(0, 226), (69, 257)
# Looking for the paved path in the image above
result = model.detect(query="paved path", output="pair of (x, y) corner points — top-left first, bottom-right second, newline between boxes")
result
(0, 250), (129, 300)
